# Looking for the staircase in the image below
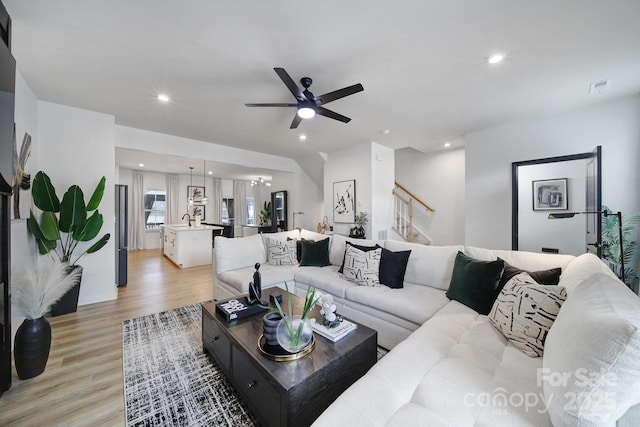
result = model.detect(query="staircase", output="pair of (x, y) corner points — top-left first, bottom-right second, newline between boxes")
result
(392, 182), (434, 245)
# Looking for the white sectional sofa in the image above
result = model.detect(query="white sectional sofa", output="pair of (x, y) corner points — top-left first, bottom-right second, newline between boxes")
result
(212, 229), (640, 425)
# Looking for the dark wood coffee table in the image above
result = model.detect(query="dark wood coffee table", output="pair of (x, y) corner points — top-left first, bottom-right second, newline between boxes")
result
(202, 287), (378, 427)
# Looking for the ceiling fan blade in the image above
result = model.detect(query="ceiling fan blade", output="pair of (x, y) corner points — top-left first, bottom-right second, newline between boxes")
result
(315, 83), (364, 106)
(245, 103), (297, 107)
(290, 114), (303, 129)
(274, 67), (305, 101)
(316, 106), (351, 123)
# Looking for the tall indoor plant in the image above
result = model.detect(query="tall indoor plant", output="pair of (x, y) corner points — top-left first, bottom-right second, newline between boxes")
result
(601, 205), (640, 289)
(12, 260), (82, 379)
(26, 171), (111, 315)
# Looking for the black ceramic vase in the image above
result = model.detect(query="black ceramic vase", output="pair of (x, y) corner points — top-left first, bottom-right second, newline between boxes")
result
(14, 317), (52, 380)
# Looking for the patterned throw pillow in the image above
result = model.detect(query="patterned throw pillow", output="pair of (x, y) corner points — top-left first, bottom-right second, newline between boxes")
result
(489, 272), (567, 357)
(266, 238), (298, 266)
(342, 245), (382, 287)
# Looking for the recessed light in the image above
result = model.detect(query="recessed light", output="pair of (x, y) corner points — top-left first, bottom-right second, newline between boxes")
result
(382, 129), (390, 135)
(138, 163), (144, 167)
(299, 134), (307, 141)
(487, 54), (505, 64)
(443, 142), (451, 148)
(157, 94), (170, 102)
(208, 171), (213, 175)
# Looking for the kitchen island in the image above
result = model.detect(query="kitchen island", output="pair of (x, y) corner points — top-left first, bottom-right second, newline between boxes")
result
(163, 224), (222, 268)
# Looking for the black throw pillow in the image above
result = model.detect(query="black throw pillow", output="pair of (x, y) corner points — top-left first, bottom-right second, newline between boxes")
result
(338, 241), (382, 273)
(379, 248), (411, 289)
(299, 238), (331, 267)
(497, 258), (562, 292)
(446, 251), (504, 315)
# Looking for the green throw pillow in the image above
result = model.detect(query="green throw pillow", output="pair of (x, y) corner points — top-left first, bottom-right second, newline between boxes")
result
(446, 251), (505, 315)
(299, 238), (331, 267)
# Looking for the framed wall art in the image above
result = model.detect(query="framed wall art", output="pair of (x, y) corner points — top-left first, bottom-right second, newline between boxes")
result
(190, 204), (205, 221)
(532, 178), (567, 211)
(333, 180), (356, 223)
(187, 185), (205, 202)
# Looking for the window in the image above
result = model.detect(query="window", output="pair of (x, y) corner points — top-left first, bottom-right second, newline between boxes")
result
(144, 190), (166, 229)
(246, 197), (255, 225)
(222, 198), (234, 225)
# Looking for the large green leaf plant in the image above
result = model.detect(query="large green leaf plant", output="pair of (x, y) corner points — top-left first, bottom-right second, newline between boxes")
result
(27, 171), (111, 266)
(601, 205), (640, 288)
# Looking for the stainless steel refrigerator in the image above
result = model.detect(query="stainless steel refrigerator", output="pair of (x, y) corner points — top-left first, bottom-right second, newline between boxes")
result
(115, 184), (128, 287)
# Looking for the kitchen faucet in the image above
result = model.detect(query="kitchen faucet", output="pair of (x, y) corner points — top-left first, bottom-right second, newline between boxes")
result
(181, 213), (192, 227)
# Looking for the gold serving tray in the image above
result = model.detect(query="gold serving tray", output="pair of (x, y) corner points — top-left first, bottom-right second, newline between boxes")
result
(257, 334), (315, 361)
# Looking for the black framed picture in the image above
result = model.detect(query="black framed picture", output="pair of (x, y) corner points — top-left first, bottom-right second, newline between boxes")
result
(533, 178), (568, 210)
(190, 204), (205, 221)
(333, 180), (356, 223)
(187, 185), (205, 202)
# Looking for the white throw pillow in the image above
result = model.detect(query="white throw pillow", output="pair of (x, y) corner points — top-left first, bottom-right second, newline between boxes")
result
(342, 245), (381, 287)
(542, 272), (640, 426)
(266, 237), (298, 266)
(489, 272), (567, 357)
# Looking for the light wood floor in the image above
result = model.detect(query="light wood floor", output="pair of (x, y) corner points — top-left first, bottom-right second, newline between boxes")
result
(0, 249), (214, 426)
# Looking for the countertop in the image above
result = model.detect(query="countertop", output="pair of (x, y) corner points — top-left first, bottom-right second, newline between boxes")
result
(163, 224), (223, 232)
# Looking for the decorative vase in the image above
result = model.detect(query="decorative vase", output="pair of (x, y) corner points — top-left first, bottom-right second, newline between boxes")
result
(276, 315), (313, 353)
(51, 265), (83, 317)
(263, 312), (282, 346)
(14, 317), (52, 380)
(349, 226), (365, 238)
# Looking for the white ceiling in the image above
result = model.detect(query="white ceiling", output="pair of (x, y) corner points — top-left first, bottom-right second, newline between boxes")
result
(5, 1), (640, 176)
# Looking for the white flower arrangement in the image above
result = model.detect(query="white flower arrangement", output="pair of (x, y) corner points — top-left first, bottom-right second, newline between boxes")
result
(316, 292), (340, 327)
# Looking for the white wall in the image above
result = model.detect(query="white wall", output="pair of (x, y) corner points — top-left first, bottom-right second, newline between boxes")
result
(517, 161), (586, 255)
(466, 94), (640, 251)
(395, 147), (465, 245)
(37, 101), (117, 306)
(324, 142), (394, 239)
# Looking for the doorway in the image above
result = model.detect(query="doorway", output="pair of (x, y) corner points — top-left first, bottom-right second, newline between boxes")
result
(512, 147), (601, 256)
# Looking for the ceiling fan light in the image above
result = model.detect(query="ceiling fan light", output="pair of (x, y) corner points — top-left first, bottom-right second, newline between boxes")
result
(297, 107), (315, 119)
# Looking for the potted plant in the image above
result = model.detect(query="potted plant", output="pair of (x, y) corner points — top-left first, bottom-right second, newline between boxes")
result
(260, 200), (272, 225)
(26, 171), (111, 315)
(264, 282), (319, 353)
(12, 260), (82, 379)
(601, 205), (640, 289)
(350, 211), (368, 238)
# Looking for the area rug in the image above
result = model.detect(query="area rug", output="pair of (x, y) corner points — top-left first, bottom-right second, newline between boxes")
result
(123, 303), (388, 427)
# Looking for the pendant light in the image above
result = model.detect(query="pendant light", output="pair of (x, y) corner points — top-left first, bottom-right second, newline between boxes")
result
(187, 167), (195, 205)
(200, 160), (208, 205)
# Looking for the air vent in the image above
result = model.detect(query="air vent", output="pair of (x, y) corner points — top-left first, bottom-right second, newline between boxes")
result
(589, 78), (612, 94)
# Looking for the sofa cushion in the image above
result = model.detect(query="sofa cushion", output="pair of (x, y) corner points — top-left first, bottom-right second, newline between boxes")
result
(489, 272), (567, 357)
(345, 282), (449, 326)
(558, 252), (618, 294)
(329, 233), (383, 267)
(343, 245), (382, 286)
(384, 240), (463, 290)
(312, 300), (550, 427)
(214, 234), (266, 274)
(266, 237), (298, 266)
(300, 238), (331, 267)
(543, 272), (640, 426)
(379, 248), (411, 289)
(465, 246), (574, 274)
(498, 258), (562, 291)
(218, 264), (302, 293)
(446, 251), (504, 315)
(294, 265), (358, 299)
(338, 241), (382, 273)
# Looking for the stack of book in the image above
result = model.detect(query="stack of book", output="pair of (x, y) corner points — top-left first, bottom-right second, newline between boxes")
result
(312, 318), (357, 342)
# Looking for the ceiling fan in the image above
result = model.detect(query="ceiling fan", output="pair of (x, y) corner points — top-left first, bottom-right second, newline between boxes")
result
(245, 67), (364, 129)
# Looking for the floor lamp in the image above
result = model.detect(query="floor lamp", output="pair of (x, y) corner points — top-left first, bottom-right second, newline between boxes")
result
(548, 210), (625, 285)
